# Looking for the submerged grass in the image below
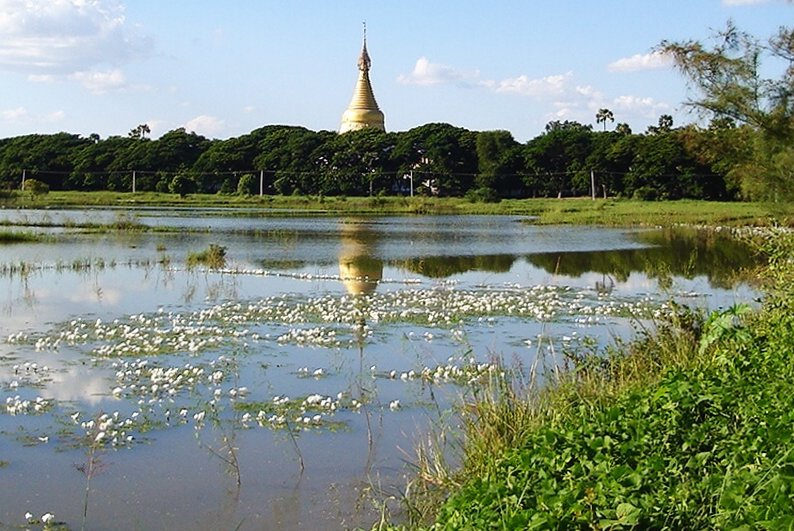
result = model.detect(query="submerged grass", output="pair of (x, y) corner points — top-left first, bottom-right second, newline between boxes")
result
(186, 243), (227, 270)
(0, 230), (43, 243)
(4, 191), (793, 227)
(384, 234), (794, 529)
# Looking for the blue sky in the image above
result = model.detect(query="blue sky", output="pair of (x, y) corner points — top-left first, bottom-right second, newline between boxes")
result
(0, 0), (789, 142)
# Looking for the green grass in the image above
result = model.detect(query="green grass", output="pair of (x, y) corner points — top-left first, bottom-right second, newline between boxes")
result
(0, 230), (43, 243)
(383, 234), (794, 530)
(3, 191), (793, 227)
(186, 243), (227, 269)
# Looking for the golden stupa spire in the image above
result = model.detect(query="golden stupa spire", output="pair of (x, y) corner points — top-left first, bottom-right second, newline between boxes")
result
(339, 22), (385, 134)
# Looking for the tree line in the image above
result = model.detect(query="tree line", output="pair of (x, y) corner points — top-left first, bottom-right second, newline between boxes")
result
(0, 116), (762, 201)
(2, 22), (790, 203)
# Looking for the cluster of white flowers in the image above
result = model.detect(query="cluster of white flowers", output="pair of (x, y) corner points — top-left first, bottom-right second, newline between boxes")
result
(4, 395), (51, 415)
(76, 411), (137, 448)
(24, 512), (55, 525)
(277, 327), (340, 347)
(11, 283), (661, 364)
(112, 359), (208, 402)
(297, 367), (327, 378)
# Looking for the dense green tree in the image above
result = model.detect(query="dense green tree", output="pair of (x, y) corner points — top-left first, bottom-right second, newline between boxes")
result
(311, 128), (396, 196)
(393, 123), (477, 196)
(661, 22), (794, 200)
(254, 126), (331, 195)
(585, 131), (627, 198)
(524, 121), (594, 197)
(615, 122), (632, 135)
(475, 130), (524, 197)
(70, 135), (136, 190)
(625, 128), (719, 200)
(0, 133), (90, 190)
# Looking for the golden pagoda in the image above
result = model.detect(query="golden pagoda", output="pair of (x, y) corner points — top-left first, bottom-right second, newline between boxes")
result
(339, 25), (385, 134)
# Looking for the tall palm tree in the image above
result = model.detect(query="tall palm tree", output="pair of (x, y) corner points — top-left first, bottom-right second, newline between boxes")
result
(596, 108), (615, 131)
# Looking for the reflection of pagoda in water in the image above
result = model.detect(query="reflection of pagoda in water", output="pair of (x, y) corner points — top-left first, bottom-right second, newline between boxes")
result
(339, 24), (385, 134)
(338, 220), (383, 295)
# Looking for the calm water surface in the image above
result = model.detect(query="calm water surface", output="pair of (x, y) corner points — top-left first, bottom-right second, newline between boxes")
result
(0, 209), (760, 530)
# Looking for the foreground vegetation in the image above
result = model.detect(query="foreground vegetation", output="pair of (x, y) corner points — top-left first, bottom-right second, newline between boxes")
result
(383, 234), (794, 529)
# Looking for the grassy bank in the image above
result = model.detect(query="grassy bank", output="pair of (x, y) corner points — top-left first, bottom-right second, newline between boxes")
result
(2, 191), (793, 227)
(0, 230), (43, 243)
(382, 234), (794, 529)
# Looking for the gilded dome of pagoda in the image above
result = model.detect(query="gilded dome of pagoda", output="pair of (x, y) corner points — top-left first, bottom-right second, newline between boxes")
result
(340, 27), (385, 134)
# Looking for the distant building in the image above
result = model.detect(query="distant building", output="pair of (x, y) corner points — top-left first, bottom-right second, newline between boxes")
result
(339, 27), (385, 134)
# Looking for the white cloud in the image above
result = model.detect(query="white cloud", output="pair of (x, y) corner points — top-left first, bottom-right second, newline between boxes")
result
(607, 51), (672, 72)
(1, 106), (28, 121)
(27, 73), (55, 83)
(70, 68), (126, 93)
(0, 106), (65, 124)
(184, 115), (226, 137)
(612, 95), (670, 118)
(0, 0), (151, 75)
(45, 110), (66, 122)
(398, 57), (480, 86)
(494, 72), (573, 98)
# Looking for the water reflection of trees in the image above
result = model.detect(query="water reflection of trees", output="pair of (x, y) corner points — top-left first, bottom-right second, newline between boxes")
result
(393, 254), (514, 278)
(526, 228), (760, 289)
(391, 229), (759, 289)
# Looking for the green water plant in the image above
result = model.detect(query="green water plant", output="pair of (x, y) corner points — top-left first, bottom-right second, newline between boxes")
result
(186, 243), (227, 269)
(0, 230), (42, 244)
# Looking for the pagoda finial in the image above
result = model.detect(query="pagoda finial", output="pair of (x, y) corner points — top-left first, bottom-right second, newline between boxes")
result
(358, 21), (371, 71)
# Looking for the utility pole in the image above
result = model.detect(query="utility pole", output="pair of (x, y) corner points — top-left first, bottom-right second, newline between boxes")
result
(590, 169), (595, 200)
(132, 170), (137, 193)
(409, 170), (414, 197)
(259, 169), (264, 197)
(21, 169), (26, 190)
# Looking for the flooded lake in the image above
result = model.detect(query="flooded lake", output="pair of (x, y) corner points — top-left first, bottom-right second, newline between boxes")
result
(0, 209), (760, 530)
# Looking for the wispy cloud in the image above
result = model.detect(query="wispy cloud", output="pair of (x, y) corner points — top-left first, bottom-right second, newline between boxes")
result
(184, 115), (225, 137)
(612, 95), (670, 118)
(722, 0), (769, 5)
(70, 68), (127, 94)
(493, 72), (573, 97)
(398, 57), (480, 86)
(1, 106), (28, 121)
(607, 51), (672, 72)
(0, 106), (66, 125)
(0, 0), (151, 95)
(398, 54), (671, 128)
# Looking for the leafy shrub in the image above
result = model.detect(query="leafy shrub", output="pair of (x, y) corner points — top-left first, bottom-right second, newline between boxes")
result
(169, 174), (196, 198)
(22, 178), (49, 196)
(632, 186), (659, 201)
(236, 173), (257, 196)
(465, 187), (501, 203)
(186, 244), (226, 269)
